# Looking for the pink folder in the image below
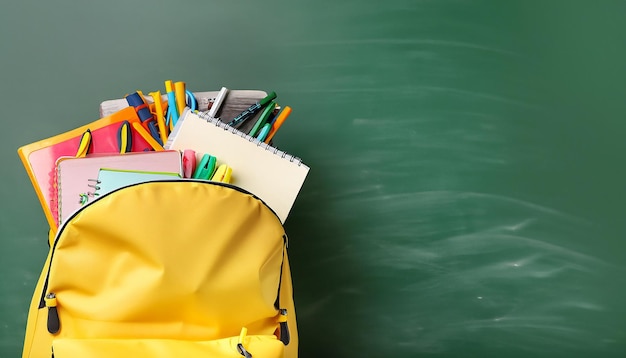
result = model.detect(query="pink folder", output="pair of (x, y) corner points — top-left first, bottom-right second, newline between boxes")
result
(17, 107), (154, 229)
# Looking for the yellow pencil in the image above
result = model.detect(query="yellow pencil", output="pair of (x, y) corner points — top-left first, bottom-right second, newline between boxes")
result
(174, 81), (186, 117)
(149, 91), (168, 144)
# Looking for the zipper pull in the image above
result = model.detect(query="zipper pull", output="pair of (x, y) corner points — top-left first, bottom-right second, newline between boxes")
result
(278, 309), (290, 345)
(237, 327), (252, 358)
(45, 293), (60, 334)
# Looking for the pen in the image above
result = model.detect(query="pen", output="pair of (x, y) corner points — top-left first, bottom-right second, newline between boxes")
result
(227, 91), (277, 127)
(264, 106), (292, 143)
(248, 101), (277, 137)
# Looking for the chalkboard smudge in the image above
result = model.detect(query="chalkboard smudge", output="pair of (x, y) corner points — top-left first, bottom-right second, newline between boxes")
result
(327, 189), (621, 353)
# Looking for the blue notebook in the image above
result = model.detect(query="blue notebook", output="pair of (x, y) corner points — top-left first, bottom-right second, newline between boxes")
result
(94, 168), (181, 198)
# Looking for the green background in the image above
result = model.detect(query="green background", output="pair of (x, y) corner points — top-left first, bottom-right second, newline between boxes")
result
(1, 1), (625, 357)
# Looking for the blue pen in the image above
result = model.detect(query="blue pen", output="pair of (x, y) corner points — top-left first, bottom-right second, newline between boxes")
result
(227, 91), (277, 127)
(165, 80), (179, 127)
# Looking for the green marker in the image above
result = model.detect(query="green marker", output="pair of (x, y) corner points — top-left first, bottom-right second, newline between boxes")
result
(227, 91), (277, 127)
(248, 101), (277, 137)
(192, 154), (217, 180)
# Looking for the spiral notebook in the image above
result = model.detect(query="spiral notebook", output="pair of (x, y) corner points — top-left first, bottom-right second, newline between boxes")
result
(56, 151), (183, 225)
(165, 109), (309, 223)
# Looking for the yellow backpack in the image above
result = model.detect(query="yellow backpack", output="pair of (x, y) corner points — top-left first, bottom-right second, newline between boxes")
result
(21, 180), (298, 358)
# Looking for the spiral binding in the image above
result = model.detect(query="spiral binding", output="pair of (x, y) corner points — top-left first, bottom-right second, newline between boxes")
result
(194, 111), (303, 166)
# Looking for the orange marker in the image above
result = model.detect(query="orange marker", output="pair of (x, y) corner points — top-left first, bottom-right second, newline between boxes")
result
(264, 106), (292, 143)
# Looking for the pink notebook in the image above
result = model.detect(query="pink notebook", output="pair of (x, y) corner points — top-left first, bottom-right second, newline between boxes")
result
(55, 150), (182, 226)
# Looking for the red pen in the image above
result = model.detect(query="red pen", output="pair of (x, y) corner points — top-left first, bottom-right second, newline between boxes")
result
(182, 149), (197, 178)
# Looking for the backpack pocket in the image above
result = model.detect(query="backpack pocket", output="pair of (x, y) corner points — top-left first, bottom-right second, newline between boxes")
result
(52, 334), (284, 358)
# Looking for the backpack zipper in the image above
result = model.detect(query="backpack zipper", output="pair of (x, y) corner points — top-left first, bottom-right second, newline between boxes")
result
(45, 293), (60, 334)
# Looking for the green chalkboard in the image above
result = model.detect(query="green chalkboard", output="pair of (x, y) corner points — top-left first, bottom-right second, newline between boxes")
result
(1, 1), (625, 357)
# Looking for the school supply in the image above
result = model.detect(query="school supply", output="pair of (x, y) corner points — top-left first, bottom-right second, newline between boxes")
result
(192, 153), (217, 180)
(74, 130), (92, 158)
(21, 180), (298, 358)
(125, 91), (162, 145)
(166, 109), (309, 223)
(182, 149), (197, 178)
(256, 123), (272, 142)
(165, 80), (179, 126)
(149, 90), (169, 143)
(55, 150), (183, 226)
(117, 121), (132, 153)
(228, 91), (277, 128)
(94, 168), (181, 197)
(100, 90), (270, 137)
(212, 164), (233, 183)
(174, 81), (187, 117)
(185, 89), (198, 111)
(249, 101), (277, 137)
(17, 106), (154, 229)
(265, 106), (292, 143)
(131, 121), (165, 151)
(208, 86), (229, 118)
